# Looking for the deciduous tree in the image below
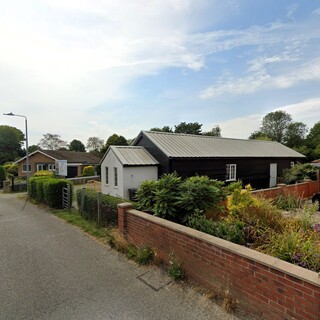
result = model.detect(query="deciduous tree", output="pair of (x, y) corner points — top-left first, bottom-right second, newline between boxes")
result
(38, 133), (67, 150)
(0, 125), (24, 164)
(174, 122), (202, 135)
(69, 139), (86, 152)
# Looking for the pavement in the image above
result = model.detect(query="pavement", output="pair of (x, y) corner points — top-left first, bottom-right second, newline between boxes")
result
(0, 192), (242, 320)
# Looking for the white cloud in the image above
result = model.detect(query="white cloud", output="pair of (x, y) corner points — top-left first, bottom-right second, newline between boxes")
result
(200, 56), (320, 99)
(215, 98), (320, 140)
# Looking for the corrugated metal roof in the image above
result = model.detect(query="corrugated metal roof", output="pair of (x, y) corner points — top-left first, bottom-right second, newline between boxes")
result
(111, 146), (159, 166)
(139, 131), (306, 158)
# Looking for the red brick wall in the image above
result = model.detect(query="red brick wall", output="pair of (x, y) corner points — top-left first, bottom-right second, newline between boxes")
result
(118, 203), (320, 320)
(252, 180), (320, 199)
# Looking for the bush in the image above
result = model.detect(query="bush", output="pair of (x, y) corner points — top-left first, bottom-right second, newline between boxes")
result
(28, 176), (51, 199)
(82, 165), (95, 176)
(187, 213), (246, 245)
(77, 189), (128, 226)
(177, 176), (225, 223)
(0, 165), (6, 181)
(153, 173), (182, 220)
(4, 163), (18, 176)
(33, 170), (54, 177)
(44, 179), (73, 209)
(283, 163), (318, 184)
(135, 173), (227, 224)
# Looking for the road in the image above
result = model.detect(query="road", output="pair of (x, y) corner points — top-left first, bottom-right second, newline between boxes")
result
(0, 192), (241, 320)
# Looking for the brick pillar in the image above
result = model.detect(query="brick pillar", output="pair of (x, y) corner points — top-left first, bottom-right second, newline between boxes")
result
(117, 203), (133, 236)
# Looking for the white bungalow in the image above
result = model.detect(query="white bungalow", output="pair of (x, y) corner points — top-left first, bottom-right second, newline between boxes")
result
(100, 146), (158, 200)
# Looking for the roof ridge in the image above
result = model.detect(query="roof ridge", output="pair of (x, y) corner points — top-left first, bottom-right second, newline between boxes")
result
(145, 130), (279, 143)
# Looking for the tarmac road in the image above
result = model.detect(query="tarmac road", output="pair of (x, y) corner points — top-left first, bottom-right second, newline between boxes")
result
(0, 192), (241, 320)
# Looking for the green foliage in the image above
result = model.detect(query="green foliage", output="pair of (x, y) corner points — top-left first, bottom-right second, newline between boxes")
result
(135, 246), (154, 265)
(44, 179), (73, 209)
(102, 133), (128, 154)
(174, 122), (202, 135)
(259, 218), (320, 272)
(54, 210), (111, 240)
(135, 180), (158, 213)
(272, 194), (305, 211)
(283, 163), (318, 184)
(224, 180), (243, 195)
(260, 110), (292, 143)
(0, 165), (6, 181)
(0, 125), (24, 164)
(69, 139), (86, 152)
(136, 173), (226, 223)
(150, 126), (173, 132)
(202, 125), (221, 137)
(28, 176), (51, 199)
(187, 213), (246, 245)
(82, 165), (95, 176)
(177, 176), (225, 223)
(168, 252), (185, 280)
(29, 176), (72, 209)
(153, 173), (182, 220)
(33, 170), (54, 177)
(76, 189), (128, 226)
(4, 163), (18, 176)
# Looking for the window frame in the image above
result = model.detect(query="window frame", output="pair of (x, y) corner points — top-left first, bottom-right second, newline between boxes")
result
(105, 167), (109, 185)
(226, 164), (237, 182)
(114, 167), (118, 187)
(22, 164), (31, 173)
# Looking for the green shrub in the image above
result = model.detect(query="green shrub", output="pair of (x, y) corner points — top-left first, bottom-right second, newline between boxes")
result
(3, 163), (18, 176)
(44, 179), (73, 209)
(283, 163), (318, 184)
(177, 176), (225, 223)
(33, 170), (54, 177)
(135, 179), (158, 213)
(153, 173), (182, 220)
(77, 189), (127, 226)
(28, 176), (51, 199)
(36, 178), (49, 203)
(0, 165), (6, 181)
(136, 173), (226, 224)
(82, 165), (95, 176)
(187, 213), (246, 245)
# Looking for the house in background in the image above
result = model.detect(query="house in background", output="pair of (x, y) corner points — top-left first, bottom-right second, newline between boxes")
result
(15, 150), (101, 178)
(132, 131), (306, 189)
(100, 146), (158, 199)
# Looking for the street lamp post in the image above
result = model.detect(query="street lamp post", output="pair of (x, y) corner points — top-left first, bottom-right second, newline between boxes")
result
(3, 112), (29, 193)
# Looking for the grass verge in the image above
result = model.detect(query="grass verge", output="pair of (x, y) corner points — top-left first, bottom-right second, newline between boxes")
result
(53, 209), (111, 240)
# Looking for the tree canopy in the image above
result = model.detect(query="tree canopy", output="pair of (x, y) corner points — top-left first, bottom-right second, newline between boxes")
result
(86, 137), (104, 153)
(202, 125), (221, 137)
(260, 111), (292, 143)
(0, 125), (24, 164)
(38, 133), (67, 150)
(174, 122), (202, 135)
(69, 139), (86, 152)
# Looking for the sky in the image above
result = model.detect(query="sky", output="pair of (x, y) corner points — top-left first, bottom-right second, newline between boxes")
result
(1, 0), (320, 147)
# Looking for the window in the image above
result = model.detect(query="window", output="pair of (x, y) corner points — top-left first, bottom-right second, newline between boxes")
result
(48, 164), (55, 171)
(114, 167), (118, 187)
(105, 167), (109, 185)
(226, 164), (236, 181)
(22, 164), (31, 173)
(290, 161), (295, 168)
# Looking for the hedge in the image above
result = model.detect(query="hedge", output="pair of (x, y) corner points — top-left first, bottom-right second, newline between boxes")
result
(77, 189), (128, 226)
(28, 176), (73, 209)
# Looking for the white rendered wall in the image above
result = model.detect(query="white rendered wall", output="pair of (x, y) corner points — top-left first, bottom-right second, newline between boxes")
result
(101, 150), (124, 198)
(123, 166), (158, 199)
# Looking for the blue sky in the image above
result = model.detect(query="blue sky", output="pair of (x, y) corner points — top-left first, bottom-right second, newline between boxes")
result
(1, 0), (320, 146)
